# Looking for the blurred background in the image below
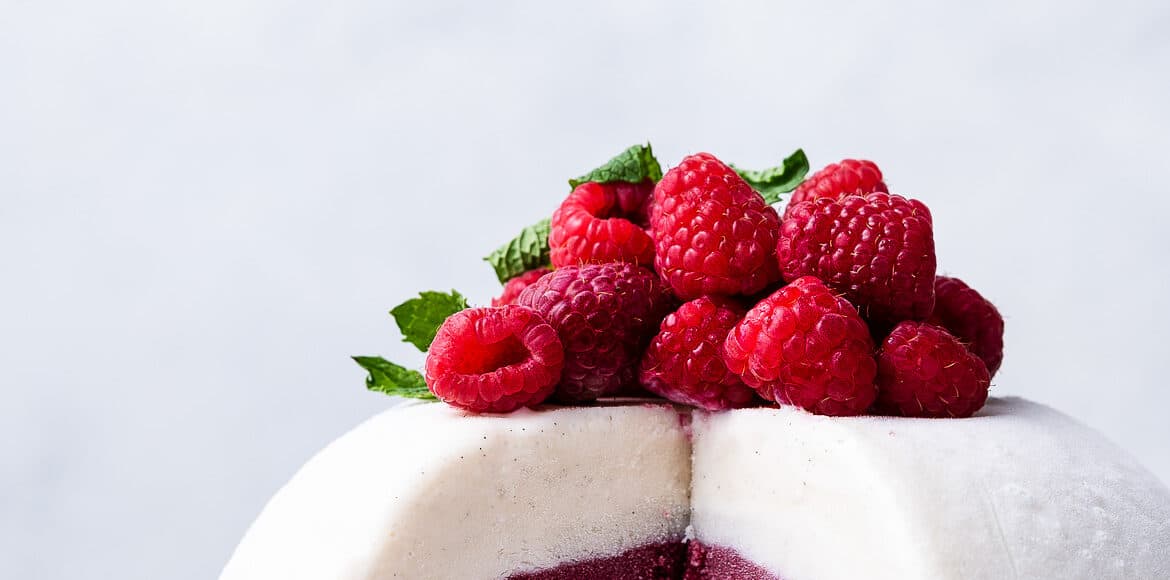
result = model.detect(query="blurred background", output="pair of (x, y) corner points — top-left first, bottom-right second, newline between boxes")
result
(2, 1), (1168, 578)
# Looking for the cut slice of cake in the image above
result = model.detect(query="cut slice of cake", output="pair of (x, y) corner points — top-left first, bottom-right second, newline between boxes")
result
(220, 401), (690, 580)
(688, 397), (1170, 579)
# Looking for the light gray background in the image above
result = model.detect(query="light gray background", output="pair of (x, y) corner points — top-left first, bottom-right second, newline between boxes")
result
(2, 1), (1168, 578)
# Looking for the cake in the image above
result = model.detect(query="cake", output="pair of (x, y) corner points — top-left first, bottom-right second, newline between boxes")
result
(221, 397), (1170, 579)
(220, 402), (691, 579)
(224, 145), (1170, 578)
(688, 398), (1170, 578)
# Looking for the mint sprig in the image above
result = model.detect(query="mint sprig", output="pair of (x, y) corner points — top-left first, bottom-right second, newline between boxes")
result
(484, 218), (551, 284)
(352, 356), (436, 400)
(483, 143), (662, 283)
(733, 149), (810, 205)
(390, 290), (469, 352)
(569, 143), (663, 189)
(353, 288), (468, 401)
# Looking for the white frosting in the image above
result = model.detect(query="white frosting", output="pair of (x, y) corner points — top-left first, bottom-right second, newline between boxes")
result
(220, 402), (690, 580)
(691, 397), (1170, 579)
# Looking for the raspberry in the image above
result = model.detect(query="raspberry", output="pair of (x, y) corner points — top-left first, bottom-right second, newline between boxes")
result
(778, 192), (936, 330)
(874, 321), (990, 418)
(784, 159), (887, 218)
(610, 180), (655, 228)
(639, 296), (757, 410)
(929, 276), (1005, 377)
(491, 268), (549, 307)
(549, 181), (655, 267)
(722, 276), (877, 416)
(424, 305), (563, 413)
(651, 152), (781, 300)
(516, 262), (673, 401)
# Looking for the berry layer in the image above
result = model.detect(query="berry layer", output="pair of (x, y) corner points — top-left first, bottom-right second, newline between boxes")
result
(690, 398), (1170, 579)
(220, 401), (690, 580)
(684, 541), (779, 579)
(510, 541), (686, 579)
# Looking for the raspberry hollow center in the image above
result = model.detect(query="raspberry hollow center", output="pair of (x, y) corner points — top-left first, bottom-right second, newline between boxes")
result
(453, 335), (528, 375)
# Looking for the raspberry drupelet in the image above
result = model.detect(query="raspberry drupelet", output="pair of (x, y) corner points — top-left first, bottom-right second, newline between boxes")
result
(929, 276), (1005, 378)
(425, 305), (564, 413)
(549, 181), (655, 267)
(516, 261), (674, 401)
(784, 158), (887, 218)
(723, 276), (878, 416)
(874, 321), (991, 418)
(651, 152), (782, 300)
(492, 268), (550, 307)
(640, 296), (757, 411)
(778, 192), (936, 331)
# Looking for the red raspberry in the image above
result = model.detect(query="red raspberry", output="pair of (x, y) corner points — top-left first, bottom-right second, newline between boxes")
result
(874, 321), (990, 418)
(549, 181), (655, 267)
(491, 268), (549, 307)
(929, 276), (1005, 377)
(424, 305), (563, 413)
(784, 159), (887, 218)
(651, 153), (781, 300)
(639, 296), (757, 410)
(778, 192), (936, 330)
(516, 262), (673, 401)
(722, 276), (877, 416)
(611, 180), (655, 228)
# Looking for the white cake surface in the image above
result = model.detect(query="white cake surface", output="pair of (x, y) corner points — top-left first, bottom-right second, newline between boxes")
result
(691, 397), (1170, 579)
(220, 401), (690, 580)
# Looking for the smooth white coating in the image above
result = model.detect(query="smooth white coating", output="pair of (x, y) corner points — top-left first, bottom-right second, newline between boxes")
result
(220, 402), (690, 580)
(691, 397), (1170, 580)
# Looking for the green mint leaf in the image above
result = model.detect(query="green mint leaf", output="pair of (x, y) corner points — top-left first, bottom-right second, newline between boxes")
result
(484, 218), (551, 284)
(352, 356), (436, 400)
(733, 149), (810, 205)
(568, 143), (663, 189)
(390, 290), (469, 352)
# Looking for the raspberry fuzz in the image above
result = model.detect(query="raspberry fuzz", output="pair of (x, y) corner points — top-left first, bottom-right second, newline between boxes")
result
(516, 262), (673, 401)
(778, 192), (936, 330)
(639, 296), (757, 410)
(874, 321), (990, 418)
(425, 305), (563, 413)
(549, 181), (655, 267)
(492, 268), (549, 307)
(723, 276), (877, 416)
(785, 158), (887, 218)
(651, 152), (781, 300)
(930, 276), (1005, 378)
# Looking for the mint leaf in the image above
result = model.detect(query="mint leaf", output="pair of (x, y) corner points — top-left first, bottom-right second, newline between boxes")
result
(733, 149), (810, 205)
(390, 290), (469, 352)
(569, 143), (663, 189)
(484, 218), (551, 284)
(352, 356), (436, 400)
